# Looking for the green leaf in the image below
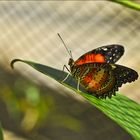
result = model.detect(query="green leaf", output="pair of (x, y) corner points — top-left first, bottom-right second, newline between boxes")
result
(0, 123), (4, 140)
(110, 0), (140, 11)
(11, 59), (140, 140)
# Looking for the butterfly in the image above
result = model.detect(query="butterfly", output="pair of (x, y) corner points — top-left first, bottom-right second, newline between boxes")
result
(58, 34), (138, 99)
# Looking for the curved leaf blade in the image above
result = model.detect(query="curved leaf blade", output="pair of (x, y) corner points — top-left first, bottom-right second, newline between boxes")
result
(11, 59), (140, 140)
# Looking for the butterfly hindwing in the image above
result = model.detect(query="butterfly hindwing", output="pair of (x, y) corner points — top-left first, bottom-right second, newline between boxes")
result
(71, 63), (138, 99)
(113, 64), (138, 85)
(104, 64), (138, 98)
(74, 44), (124, 66)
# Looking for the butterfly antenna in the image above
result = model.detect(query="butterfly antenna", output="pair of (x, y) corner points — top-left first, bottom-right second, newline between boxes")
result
(57, 33), (73, 59)
(69, 50), (73, 59)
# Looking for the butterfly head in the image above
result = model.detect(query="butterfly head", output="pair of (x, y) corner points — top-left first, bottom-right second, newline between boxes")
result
(68, 58), (74, 67)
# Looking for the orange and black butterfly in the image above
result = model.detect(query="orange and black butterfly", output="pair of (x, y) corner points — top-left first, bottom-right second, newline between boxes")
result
(58, 34), (138, 99)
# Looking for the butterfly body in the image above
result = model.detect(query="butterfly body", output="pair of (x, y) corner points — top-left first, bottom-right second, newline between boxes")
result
(67, 44), (138, 99)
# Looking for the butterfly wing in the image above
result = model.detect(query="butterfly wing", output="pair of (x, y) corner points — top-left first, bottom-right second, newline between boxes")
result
(104, 64), (138, 98)
(113, 64), (138, 86)
(74, 44), (124, 66)
(72, 63), (138, 99)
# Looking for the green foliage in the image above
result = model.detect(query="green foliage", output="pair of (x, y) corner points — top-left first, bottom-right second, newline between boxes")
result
(11, 59), (140, 140)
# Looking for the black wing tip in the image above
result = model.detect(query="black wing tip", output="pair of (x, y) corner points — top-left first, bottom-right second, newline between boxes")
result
(110, 44), (124, 47)
(103, 44), (124, 48)
(109, 44), (124, 51)
(100, 44), (125, 55)
(111, 44), (125, 54)
(10, 59), (22, 69)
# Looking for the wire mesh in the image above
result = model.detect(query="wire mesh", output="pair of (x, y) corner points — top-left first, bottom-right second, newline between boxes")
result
(0, 1), (140, 140)
(0, 1), (139, 102)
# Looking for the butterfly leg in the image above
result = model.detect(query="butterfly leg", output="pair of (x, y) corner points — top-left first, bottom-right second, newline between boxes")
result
(61, 73), (70, 83)
(61, 65), (70, 83)
(63, 65), (70, 72)
(77, 78), (80, 92)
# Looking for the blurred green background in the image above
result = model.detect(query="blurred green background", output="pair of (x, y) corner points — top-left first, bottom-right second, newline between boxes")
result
(0, 1), (139, 140)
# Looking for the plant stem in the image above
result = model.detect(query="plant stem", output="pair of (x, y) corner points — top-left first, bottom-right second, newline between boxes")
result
(111, 0), (140, 11)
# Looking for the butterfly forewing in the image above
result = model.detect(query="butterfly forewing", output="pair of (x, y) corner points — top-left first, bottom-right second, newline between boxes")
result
(74, 44), (124, 66)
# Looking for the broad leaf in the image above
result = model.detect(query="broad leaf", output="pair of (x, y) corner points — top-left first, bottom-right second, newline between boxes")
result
(11, 59), (140, 140)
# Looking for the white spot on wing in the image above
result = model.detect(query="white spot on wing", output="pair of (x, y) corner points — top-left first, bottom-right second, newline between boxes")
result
(102, 48), (108, 51)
